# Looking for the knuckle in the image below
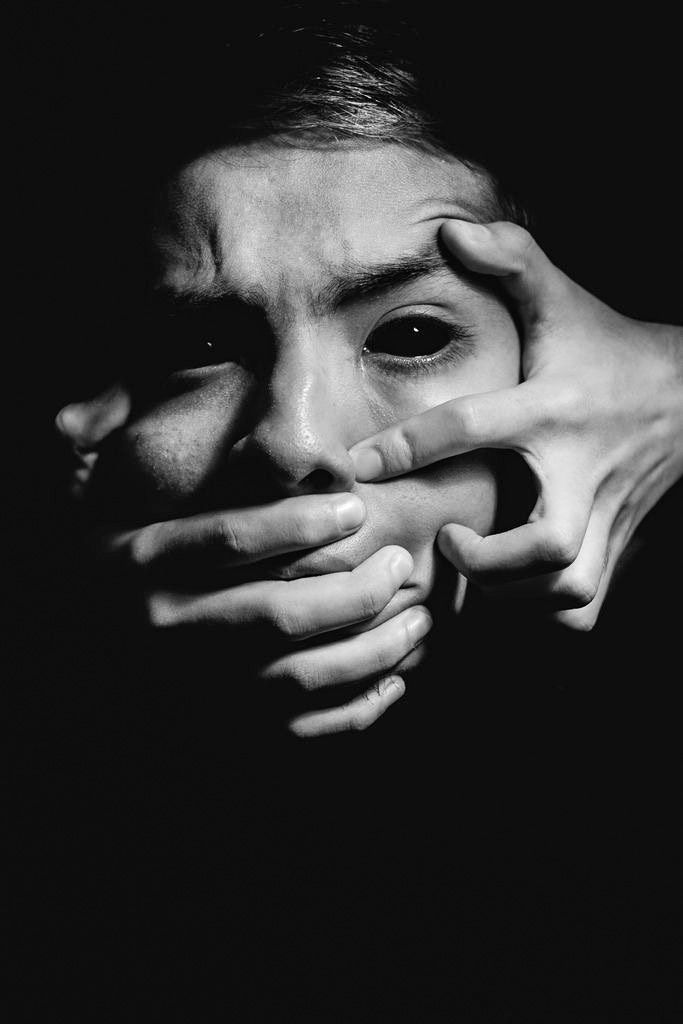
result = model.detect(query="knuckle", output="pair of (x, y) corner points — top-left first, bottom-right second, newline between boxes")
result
(516, 226), (536, 267)
(539, 383), (584, 430)
(289, 508), (319, 546)
(269, 603), (309, 642)
(369, 639), (398, 676)
(282, 657), (323, 693)
(356, 585), (385, 621)
(499, 222), (534, 266)
(557, 571), (599, 608)
(556, 606), (599, 632)
(384, 429), (419, 475)
(212, 515), (246, 558)
(349, 708), (373, 732)
(452, 397), (482, 444)
(370, 630), (409, 679)
(555, 382), (584, 420)
(348, 688), (382, 731)
(541, 525), (581, 568)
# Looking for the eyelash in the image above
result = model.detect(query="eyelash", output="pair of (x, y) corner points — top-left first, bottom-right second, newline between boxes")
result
(145, 310), (475, 379)
(146, 314), (256, 375)
(362, 313), (476, 377)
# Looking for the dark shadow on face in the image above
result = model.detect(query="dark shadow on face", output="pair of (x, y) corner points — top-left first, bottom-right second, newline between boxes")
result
(90, 141), (523, 622)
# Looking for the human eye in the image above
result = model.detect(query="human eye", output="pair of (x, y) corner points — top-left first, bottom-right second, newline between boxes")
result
(157, 310), (247, 372)
(363, 311), (475, 374)
(141, 301), (270, 377)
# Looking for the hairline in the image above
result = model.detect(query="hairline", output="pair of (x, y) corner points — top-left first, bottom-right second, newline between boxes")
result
(178, 132), (510, 225)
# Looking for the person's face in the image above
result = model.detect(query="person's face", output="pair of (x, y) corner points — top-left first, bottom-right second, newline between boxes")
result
(108, 142), (520, 616)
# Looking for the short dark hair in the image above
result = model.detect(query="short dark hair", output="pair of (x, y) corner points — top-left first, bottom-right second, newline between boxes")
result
(49, 1), (532, 391)
(139, 1), (529, 225)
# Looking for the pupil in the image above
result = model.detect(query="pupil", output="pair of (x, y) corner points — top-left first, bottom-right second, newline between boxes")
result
(367, 318), (449, 357)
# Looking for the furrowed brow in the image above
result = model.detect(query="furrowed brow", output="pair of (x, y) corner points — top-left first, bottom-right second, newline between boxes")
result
(146, 243), (453, 319)
(314, 245), (450, 314)
(147, 284), (268, 315)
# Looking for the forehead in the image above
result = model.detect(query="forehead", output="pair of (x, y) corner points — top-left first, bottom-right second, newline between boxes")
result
(154, 143), (494, 294)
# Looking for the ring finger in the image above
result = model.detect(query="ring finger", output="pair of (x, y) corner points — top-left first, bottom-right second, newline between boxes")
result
(260, 605), (433, 691)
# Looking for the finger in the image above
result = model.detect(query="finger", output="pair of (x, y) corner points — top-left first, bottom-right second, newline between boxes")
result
(552, 515), (632, 631)
(552, 569), (613, 630)
(100, 493), (367, 573)
(438, 482), (591, 583)
(477, 509), (612, 612)
(55, 382), (132, 452)
(439, 220), (571, 326)
(349, 383), (541, 481)
(288, 676), (405, 738)
(260, 605), (432, 691)
(147, 546), (414, 640)
(550, 569), (611, 629)
(453, 571), (469, 615)
(64, 450), (99, 500)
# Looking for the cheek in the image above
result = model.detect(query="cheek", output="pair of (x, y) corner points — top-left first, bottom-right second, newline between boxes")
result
(258, 454), (497, 589)
(400, 458), (497, 612)
(410, 458), (497, 595)
(366, 334), (520, 432)
(92, 383), (250, 521)
(368, 454), (498, 569)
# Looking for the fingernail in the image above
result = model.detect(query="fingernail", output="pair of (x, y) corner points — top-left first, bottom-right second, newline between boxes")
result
(350, 447), (384, 482)
(405, 608), (433, 647)
(388, 549), (413, 584)
(334, 495), (365, 531)
(381, 676), (405, 698)
(446, 220), (490, 240)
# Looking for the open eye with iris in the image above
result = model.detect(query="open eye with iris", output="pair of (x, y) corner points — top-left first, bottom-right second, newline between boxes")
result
(363, 312), (474, 368)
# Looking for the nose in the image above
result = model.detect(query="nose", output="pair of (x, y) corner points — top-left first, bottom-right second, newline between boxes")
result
(231, 341), (357, 497)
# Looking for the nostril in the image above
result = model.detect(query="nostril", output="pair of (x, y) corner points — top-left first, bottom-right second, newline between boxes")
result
(301, 468), (335, 492)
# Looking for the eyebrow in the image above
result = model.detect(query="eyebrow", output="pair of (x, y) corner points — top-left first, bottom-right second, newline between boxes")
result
(312, 242), (451, 314)
(150, 240), (453, 318)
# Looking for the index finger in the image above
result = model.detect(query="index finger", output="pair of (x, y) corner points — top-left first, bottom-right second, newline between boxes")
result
(97, 492), (366, 575)
(349, 383), (539, 482)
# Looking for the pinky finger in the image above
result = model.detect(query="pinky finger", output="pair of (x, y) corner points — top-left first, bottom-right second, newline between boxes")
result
(287, 676), (405, 738)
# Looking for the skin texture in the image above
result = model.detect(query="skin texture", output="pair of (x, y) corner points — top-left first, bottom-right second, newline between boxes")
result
(350, 221), (683, 629)
(72, 142), (520, 734)
(101, 144), (519, 614)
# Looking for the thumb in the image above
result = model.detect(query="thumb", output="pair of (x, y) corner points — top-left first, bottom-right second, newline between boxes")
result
(440, 220), (572, 328)
(55, 381), (132, 452)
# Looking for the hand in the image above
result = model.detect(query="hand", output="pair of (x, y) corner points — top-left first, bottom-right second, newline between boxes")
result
(56, 390), (432, 736)
(349, 220), (683, 630)
(96, 504), (432, 737)
(55, 382), (132, 499)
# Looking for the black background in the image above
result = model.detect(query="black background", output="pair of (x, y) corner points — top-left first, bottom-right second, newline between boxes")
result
(11, 3), (683, 1020)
